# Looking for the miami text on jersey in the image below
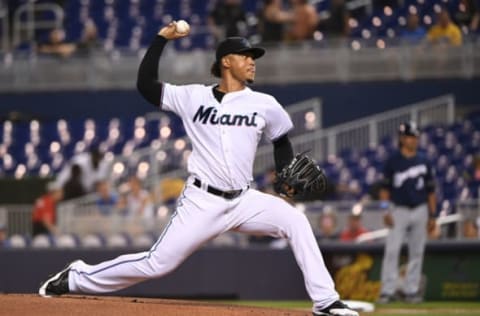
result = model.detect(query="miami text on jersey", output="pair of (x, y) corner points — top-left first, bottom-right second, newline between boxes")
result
(393, 164), (427, 188)
(193, 105), (258, 127)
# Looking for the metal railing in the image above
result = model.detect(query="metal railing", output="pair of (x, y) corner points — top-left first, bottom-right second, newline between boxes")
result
(0, 1), (8, 53)
(0, 38), (479, 92)
(253, 94), (454, 174)
(56, 201), (170, 238)
(12, 1), (64, 48)
(0, 205), (32, 236)
(2, 198), (478, 243)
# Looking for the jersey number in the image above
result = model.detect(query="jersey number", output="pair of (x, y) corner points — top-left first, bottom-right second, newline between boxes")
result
(416, 178), (424, 190)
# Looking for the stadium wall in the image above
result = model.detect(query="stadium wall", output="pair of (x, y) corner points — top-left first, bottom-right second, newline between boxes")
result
(2, 243), (479, 301)
(0, 78), (478, 127)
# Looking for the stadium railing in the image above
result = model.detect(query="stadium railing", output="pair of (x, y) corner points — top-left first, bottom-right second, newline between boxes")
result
(1, 38), (479, 92)
(0, 204), (33, 236)
(11, 1), (64, 48)
(3, 197), (478, 246)
(254, 94), (454, 174)
(0, 3), (8, 53)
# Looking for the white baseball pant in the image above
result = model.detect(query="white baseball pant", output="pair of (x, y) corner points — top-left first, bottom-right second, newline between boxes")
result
(68, 179), (340, 309)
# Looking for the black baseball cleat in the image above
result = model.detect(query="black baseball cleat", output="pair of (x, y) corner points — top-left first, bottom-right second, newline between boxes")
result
(38, 260), (81, 297)
(313, 300), (359, 316)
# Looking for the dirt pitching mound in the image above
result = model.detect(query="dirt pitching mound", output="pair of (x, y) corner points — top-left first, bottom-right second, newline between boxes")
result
(0, 294), (310, 316)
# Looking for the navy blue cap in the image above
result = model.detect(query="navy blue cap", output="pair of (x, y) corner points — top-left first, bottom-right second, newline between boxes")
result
(399, 121), (420, 137)
(215, 37), (265, 62)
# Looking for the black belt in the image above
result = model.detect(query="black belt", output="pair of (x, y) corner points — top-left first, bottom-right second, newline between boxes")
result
(193, 178), (245, 200)
(398, 203), (425, 209)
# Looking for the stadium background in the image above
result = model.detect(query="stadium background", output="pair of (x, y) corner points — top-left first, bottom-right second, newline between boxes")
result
(0, 0), (479, 314)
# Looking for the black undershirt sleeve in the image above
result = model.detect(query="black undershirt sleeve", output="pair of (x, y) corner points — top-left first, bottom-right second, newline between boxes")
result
(273, 134), (294, 173)
(136, 35), (168, 107)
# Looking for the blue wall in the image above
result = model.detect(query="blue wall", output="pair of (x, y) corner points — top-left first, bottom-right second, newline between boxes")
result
(2, 242), (479, 300)
(0, 78), (478, 127)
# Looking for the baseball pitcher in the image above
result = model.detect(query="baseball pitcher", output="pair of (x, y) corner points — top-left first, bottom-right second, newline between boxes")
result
(39, 22), (358, 316)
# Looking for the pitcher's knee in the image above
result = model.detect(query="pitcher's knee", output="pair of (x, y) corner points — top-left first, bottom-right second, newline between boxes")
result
(289, 211), (311, 231)
(147, 253), (183, 277)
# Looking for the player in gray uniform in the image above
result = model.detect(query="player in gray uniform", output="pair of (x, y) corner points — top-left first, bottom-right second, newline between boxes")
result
(378, 122), (437, 303)
(39, 22), (358, 316)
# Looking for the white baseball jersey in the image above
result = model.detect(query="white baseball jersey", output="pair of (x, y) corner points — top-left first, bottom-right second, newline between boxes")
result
(161, 84), (293, 190)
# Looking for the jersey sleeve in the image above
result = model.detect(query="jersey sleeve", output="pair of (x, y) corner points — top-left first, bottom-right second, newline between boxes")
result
(425, 161), (436, 193)
(160, 83), (192, 117)
(264, 98), (293, 141)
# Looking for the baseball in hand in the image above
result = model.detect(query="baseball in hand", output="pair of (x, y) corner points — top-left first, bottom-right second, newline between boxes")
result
(175, 20), (190, 34)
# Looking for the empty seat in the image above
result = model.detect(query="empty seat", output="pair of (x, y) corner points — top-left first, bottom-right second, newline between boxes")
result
(31, 234), (53, 248)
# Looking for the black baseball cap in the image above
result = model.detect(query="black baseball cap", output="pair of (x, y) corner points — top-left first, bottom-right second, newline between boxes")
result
(398, 121), (420, 137)
(215, 37), (265, 62)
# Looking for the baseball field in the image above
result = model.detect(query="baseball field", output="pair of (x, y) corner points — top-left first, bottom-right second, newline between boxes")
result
(1, 295), (480, 316)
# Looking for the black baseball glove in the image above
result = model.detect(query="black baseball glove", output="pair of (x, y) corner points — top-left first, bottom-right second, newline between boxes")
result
(274, 151), (327, 200)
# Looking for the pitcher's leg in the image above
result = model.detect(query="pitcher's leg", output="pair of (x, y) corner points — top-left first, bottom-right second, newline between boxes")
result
(234, 190), (338, 308)
(69, 213), (181, 293)
(404, 205), (428, 296)
(68, 185), (227, 294)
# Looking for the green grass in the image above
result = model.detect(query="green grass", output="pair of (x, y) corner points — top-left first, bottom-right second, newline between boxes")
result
(213, 300), (480, 315)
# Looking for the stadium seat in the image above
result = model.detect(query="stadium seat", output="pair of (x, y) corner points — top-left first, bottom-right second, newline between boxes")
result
(132, 233), (155, 248)
(106, 233), (131, 248)
(81, 234), (105, 248)
(7, 234), (28, 248)
(55, 234), (79, 248)
(31, 234), (53, 248)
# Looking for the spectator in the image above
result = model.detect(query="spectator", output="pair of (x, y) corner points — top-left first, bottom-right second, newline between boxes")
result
(339, 205), (369, 242)
(208, 0), (247, 42)
(288, 0), (319, 41)
(453, 0), (479, 33)
(121, 176), (154, 219)
(62, 164), (87, 200)
(95, 180), (121, 216)
(427, 219), (441, 240)
(37, 28), (77, 58)
(32, 182), (63, 236)
(75, 19), (101, 56)
(320, 0), (350, 38)
(427, 8), (463, 46)
(56, 147), (110, 193)
(400, 12), (426, 44)
(316, 207), (340, 241)
(464, 155), (480, 182)
(0, 224), (6, 247)
(258, 0), (293, 43)
(462, 219), (479, 239)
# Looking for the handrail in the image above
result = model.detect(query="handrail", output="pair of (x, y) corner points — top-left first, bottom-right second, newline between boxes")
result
(12, 1), (64, 48)
(0, 2), (8, 52)
(1, 39), (478, 92)
(4, 198), (478, 239)
(253, 94), (454, 173)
